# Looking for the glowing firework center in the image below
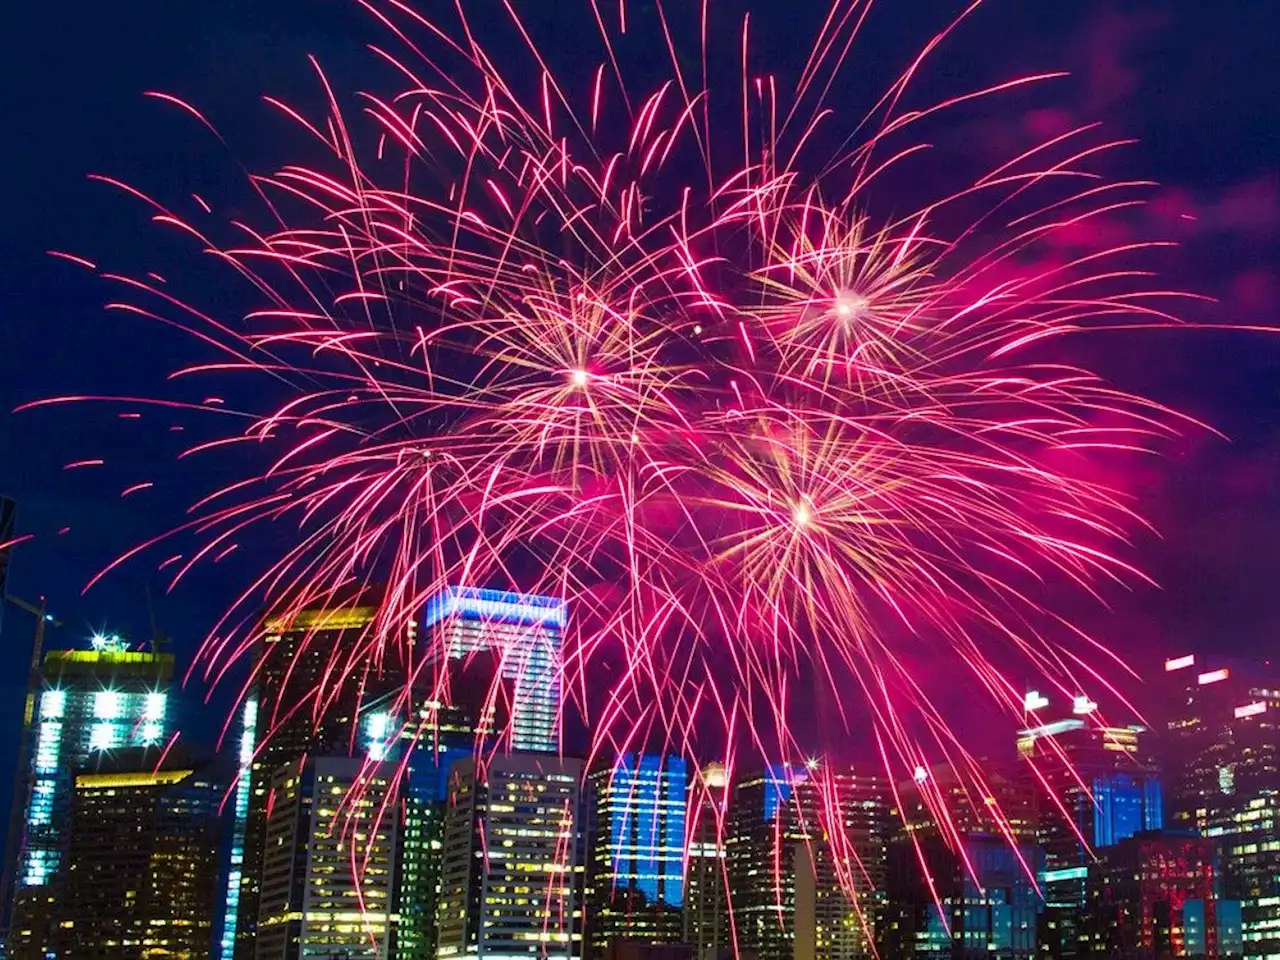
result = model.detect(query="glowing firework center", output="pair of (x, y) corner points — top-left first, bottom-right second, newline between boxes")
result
(423, 587), (566, 752)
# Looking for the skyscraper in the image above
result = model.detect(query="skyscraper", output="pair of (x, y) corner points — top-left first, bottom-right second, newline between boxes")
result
(684, 763), (730, 960)
(881, 832), (1044, 960)
(391, 648), (510, 960)
(1158, 655), (1280, 960)
(793, 767), (891, 960)
(1081, 830), (1243, 959)
(588, 754), (688, 958)
(437, 753), (586, 960)
(424, 587), (566, 752)
(229, 593), (391, 960)
(51, 748), (223, 958)
(1016, 693), (1163, 955)
(727, 764), (888, 960)
(882, 763), (1042, 960)
(6, 637), (173, 960)
(255, 756), (401, 959)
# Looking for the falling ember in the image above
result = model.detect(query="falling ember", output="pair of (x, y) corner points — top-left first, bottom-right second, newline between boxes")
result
(37, 0), (1224, 925)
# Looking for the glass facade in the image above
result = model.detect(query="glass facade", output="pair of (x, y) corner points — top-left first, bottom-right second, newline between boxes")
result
(436, 754), (585, 960)
(588, 754), (688, 957)
(218, 697), (257, 960)
(425, 586), (566, 753)
(7, 647), (173, 960)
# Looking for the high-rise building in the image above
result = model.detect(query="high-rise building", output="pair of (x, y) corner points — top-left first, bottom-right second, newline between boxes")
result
(1016, 693), (1163, 956)
(391, 649), (510, 960)
(588, 754), (688, 958)
(1081, 830), (1243, 959)
(6, 638), (173, 960)
(424, 587), (566, 752)
(437, 753), (586, 960)
(255, 756), (400, 959)
(229, 593), (392, 960)
(795, 767), (891, 960)
(881, 831), (1044, 960)
(684, 763), (730, 960)
(51, 748), (223, 958)
(1157, 655), (1280, 960)
(727, 764), (889, 960)
(882, 762), (1042, 960)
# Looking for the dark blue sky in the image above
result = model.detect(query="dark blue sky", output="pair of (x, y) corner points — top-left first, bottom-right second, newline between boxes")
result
(1, 0), (1278, 770)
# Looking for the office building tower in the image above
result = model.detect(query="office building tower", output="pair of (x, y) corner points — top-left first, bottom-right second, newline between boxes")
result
(393, 649), (510, 960)
(51, 748), (223, 958)
(6, 638), (173, 960)
(424, 586), (566, 752)
(1081, 830), (1242, 959)
(437, 753), (586, 960)
(881, 830), (1044, 960)
(727, 764), (889, 960)
(230, 592), (393, 960)
(255, 756), (400, 959)
(795, 767), (891, 960)
(588, 754), (688, 958)
(685, 763), (730, 960)
(1016, 693), (1163, 956)
(1158, 656), (1280, 960)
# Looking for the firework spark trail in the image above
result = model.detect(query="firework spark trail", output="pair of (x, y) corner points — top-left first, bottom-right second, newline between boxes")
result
(33, 0), (1215, 939)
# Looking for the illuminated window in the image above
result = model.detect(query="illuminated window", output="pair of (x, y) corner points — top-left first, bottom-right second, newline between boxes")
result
(143, 692), (167, 721)
(39, 690), (66, 720)
(34, 722), (62, 774)
(94, 691), (124, 720)
(90, 722), (121, 751)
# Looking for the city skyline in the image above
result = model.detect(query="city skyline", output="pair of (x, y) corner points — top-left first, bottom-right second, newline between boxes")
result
(1, 0), (1278, 957)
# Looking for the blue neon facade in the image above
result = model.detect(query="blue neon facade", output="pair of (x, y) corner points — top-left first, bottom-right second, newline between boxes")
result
(604, 754), (688, 907)
(424, 586), (566, 752)
(218, 697), (257, 960)
(1092, 772), (1164, 847)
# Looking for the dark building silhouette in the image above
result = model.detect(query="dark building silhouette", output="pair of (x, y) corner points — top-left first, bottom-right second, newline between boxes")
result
(882, 764), (1042, 960)
(685, 763), (731, 960)
(1015, 693), (1163, 957)
(52, 747), (223, 958)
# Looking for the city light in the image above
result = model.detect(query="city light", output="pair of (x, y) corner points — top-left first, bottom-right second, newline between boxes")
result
(93, 690), (124, 720)
(1198, 668), (1230, 685)
(1165, 654), (1196, 671)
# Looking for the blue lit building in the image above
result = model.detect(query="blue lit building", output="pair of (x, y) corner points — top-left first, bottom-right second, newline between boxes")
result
(884, 832), (1044, 960)
(6, 639), (174, 960)
(588, 754), (689, 958)
(424, 586), (566, 752)
(217, 697), (257, 960)
(1016, 699), (1164, 957)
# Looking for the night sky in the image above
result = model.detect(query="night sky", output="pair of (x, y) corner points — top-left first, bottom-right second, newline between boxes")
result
(1, 0), (1278, 783)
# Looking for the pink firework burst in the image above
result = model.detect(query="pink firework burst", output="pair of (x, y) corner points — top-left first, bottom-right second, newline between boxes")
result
(28, 0), (1218, 933)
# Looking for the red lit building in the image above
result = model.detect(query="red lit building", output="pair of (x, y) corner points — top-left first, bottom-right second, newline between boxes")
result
(1083, 831), (1242, 959)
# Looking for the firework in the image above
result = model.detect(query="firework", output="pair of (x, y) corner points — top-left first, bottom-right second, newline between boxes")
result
(32, 0), (1203, 936)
